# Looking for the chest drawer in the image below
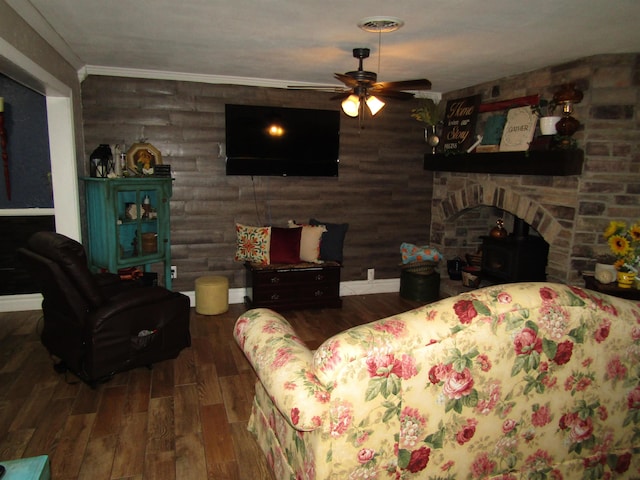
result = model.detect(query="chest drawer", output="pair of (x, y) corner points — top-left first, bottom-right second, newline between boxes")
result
(252, 267), (339, 287)
(244, 262), (342, 310)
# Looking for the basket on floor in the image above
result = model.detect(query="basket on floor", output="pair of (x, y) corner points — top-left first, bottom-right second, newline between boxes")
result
(400, 260), (438, 275)
(399, 261), (440, 302)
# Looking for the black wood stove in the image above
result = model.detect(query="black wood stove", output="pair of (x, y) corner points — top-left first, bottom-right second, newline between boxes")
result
(480, 218), (549, 283)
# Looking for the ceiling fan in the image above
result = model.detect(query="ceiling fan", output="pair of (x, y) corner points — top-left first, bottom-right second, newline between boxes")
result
(330, 47), (432, 118)
(289, 17), (431, 119)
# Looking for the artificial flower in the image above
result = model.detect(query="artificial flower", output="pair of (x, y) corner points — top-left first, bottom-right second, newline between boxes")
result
(603, 220), (640, 273)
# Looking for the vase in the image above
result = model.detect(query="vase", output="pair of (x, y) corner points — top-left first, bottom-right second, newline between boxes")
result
(539, 116), (562, 135)
(617, 271), (636, 289)
(594, 263), (617, 284)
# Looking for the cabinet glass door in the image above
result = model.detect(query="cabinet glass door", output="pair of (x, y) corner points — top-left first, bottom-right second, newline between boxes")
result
(116, 188), (161, 262)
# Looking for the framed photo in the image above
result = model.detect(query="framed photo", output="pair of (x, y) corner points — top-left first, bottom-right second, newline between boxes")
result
(126, 143), (162, 175)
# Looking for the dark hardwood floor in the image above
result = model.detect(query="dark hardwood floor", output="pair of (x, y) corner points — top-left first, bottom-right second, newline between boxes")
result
(0, 293), (424, 479)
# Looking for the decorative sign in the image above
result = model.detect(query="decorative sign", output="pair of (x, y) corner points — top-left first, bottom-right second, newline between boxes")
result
(441, 94), (481, 153)
(499, 106), (538, 152)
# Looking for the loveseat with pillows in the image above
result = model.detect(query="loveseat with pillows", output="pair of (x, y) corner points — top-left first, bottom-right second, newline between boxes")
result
(234, 282), (640, 479)
(235, 219), (348, 310)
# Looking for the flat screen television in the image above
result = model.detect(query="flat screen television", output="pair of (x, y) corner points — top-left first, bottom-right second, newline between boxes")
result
(225, 104), (340, 177)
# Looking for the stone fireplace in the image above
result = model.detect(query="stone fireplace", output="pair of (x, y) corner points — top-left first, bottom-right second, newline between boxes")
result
(430, 177), (575, 285)
(427, 53), (640, 290)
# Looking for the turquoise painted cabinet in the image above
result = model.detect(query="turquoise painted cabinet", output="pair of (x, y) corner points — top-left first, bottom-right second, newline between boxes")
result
(83, 177), (173, 289)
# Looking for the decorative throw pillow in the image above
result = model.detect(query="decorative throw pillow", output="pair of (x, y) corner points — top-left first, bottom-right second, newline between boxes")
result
(235, 223), (271, 264)
(288, 220), (326, 263)
(400, 242), (442, 264)
(270, 227), (302, 264)
(309, 218), (349, 263)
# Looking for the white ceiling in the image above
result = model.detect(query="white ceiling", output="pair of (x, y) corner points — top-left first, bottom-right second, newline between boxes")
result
(8, 0), (640, 94)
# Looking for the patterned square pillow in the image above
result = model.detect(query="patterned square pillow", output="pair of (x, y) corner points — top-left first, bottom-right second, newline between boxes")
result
(235, 223), (271, 264)
(288, 220), (326, 263)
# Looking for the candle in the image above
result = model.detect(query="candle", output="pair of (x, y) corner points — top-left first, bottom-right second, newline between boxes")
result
(0, 97), (3, 112)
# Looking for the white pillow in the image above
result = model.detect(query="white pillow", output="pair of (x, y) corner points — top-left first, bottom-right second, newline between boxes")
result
(288, 220), (326, 263)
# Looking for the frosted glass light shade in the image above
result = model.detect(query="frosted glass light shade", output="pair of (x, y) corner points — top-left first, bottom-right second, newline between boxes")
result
(366, 95), (385, 116)
(341, 95), (360, 117)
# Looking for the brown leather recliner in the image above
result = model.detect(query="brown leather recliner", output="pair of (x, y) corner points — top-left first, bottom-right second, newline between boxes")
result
(18, 231), (191, 385)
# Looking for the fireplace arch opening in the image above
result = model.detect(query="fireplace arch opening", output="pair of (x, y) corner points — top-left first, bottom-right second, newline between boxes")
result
(430, 181), (572, 284)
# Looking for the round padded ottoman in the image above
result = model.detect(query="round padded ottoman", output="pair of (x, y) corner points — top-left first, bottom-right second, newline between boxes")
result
(195, 275), (229, 315)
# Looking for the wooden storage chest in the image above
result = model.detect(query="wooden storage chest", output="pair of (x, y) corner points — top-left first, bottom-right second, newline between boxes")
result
(244, 262), (342, 310)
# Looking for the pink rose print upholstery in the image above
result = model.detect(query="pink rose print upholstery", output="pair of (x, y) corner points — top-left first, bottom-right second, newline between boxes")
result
(234, 282), (640, 479)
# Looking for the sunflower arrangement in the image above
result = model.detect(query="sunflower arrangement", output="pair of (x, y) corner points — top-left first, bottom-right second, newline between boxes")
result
(603, 220), (640, 273)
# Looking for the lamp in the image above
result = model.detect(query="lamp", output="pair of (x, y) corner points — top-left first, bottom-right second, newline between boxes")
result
(341, 94), (361, 117)
(341, 92), (386, 118)
(365, 95), (385, 115)
(89, 144), (115, 178)
(553, 83), (583, 137)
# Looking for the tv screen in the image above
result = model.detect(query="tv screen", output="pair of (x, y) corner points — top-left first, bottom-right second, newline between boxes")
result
(225, 104), (340, 177)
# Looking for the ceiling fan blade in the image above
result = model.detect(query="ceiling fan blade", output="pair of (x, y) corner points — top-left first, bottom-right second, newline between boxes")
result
(373, 90), (415, 100)
(288, 85), (331, 89)
(334, 73), (360, 88)
(330, 92), (353, 101)
(371, 79), (432, 91)
(287, 85), (344, 92)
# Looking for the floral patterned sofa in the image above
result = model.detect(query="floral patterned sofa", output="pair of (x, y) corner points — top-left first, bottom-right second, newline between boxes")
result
(233, 282), (640, 479)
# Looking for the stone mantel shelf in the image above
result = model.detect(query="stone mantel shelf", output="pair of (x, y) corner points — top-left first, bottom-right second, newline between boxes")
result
(424, 149), (584, 176)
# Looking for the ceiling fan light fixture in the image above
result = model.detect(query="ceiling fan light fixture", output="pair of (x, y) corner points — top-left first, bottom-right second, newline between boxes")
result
(342, 94), (361, 117)
(358, 16), (405, 33)
(366, 95), (385, 116)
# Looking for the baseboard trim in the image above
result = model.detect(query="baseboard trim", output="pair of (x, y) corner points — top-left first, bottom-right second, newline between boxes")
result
(0, 293), (43, 312)
(171, 278), (401, 309)
(0, 278), (401, 312)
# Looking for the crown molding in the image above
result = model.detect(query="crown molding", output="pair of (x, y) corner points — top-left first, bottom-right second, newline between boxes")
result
(81, 65), (444, 97)
(82, 65), (339, 90)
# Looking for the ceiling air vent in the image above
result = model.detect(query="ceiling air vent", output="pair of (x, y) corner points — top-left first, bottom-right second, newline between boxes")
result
(358, 16), (404, 33)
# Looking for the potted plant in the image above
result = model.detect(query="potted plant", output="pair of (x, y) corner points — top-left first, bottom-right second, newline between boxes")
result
(603, 220), (640, 288)
(533, 98), (561, 135)
(411, 98), (444, 153)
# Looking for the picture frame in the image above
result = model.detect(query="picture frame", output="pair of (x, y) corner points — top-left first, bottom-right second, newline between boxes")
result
(126, 143), (162, 175)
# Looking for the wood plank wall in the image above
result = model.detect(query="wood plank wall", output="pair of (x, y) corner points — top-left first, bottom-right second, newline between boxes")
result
(80, 77), (433, 290)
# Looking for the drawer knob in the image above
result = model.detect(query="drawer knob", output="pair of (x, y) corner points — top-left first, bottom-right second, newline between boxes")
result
(314, 290), (324, 297)
(270, 293), (280, 300)
(270, 276), (280, 284)
(315, 274), (325, 281)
